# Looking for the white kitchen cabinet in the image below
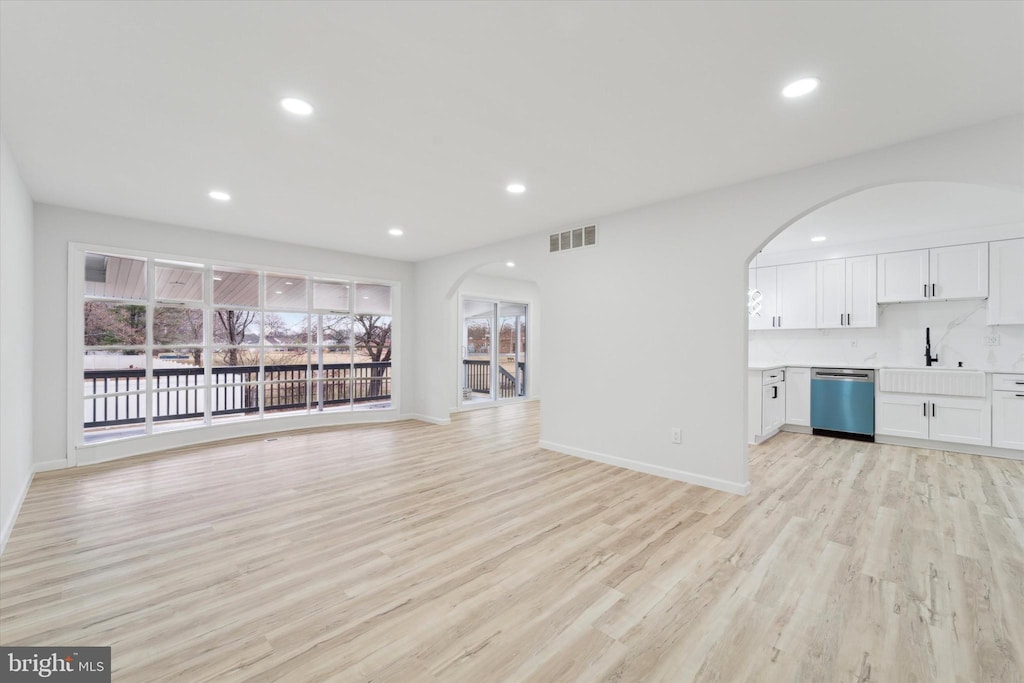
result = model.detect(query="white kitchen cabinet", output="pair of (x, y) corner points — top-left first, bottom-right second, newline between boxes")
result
(762, 382), (786, 434)
(785, 366), (810, 426)
(748, 368), (786, 443)
(816, 255), (877, 328)
(928, 396), (990, 446)
(876, 393), (990, 446)
(876, 393), (930, 439)
(988, 238), (1024, 325)
(846, 256), (878, 327)
(748, 267), (778, 331)
(748, 265), (814, 330)
(877, 244), (988, 303)
(777, 262), (817, 329)
(992, 391), (1024, 451)
(877, 249), (929, 303)
(930, 243), (988, 300)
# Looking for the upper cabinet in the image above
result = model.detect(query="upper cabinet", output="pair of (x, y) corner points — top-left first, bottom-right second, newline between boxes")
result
(816, 255), (877, 328)
(877, 243), (988, 303)
(777, 262), (817, 329)
(877, 249), (930, 302)
(748, 267), (777, 330)
(748, 264), (815, 330)
(988, 238), (1024, 325)
(930, 243), (988, 300)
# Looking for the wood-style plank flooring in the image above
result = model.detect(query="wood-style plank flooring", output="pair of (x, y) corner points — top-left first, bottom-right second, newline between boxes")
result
(2, 402), (1023, 681)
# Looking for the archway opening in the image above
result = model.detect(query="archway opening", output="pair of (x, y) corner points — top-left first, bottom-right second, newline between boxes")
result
(743, 181), (1024, 475)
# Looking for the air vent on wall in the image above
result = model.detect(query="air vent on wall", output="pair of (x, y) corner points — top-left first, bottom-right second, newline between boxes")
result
(549, 224), (596, 253)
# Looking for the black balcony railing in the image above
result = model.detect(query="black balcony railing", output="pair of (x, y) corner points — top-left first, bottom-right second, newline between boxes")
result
(463, 360), (525, 399)
(84, 362), (391, 429)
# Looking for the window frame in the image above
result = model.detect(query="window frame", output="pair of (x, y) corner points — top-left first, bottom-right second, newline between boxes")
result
(68, 242), (399, 462)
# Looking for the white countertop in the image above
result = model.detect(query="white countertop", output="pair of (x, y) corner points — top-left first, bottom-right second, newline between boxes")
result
(749, 363), (1022, 374)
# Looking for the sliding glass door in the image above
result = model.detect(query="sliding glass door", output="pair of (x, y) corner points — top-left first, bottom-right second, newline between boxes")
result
(461, 298), (527, 406)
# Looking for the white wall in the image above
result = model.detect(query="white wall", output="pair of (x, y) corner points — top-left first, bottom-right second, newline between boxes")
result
(33, 204), (417, 469)
(414, 116), (1024, 495)
(1, 134), (35, 552)
(458, 272), (541, 404)
(750, 299), (1024, 371)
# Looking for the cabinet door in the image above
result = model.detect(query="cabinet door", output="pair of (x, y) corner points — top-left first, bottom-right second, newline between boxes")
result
(875, 393), (929, 439)
(784, 367), (810, 426)
(778, 262), (816, 329)
(845, 255), (878, 328)
(988, 239), (1024, 325)
(930, 243), (988, 300)
(816, 259), (846, 329)
(929, 397), (990, 446)
(748, 267), (777, 330)
(762, 383), (785, 433)
(992, 391), (1024, 450)
(877, 250), (929, 303)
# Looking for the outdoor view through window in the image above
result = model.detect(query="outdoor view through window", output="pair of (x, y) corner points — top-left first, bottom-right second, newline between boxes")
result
(81, 251), (394, 444)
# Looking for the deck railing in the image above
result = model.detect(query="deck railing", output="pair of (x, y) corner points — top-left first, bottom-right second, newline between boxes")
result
(463, 360), (526, 399)
(84, 362), (391, 428)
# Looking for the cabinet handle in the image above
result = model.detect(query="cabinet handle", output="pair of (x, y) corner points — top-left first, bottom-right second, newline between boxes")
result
(779, 316), (782, 327)
(772, 386), (778, 399)
(923, 402), (927, 416)
(923, 284), (928, 297)
(840, 313), (844, 326)
(1016, 394), (1024, 398)
(932, 283), (936, 297)
(1015, 382), (1024, 385)
(932, 403), (936, 417)
(846, 313), (851, 326)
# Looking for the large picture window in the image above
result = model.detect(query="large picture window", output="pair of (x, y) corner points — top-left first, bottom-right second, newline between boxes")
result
(80, 250), (394, 444)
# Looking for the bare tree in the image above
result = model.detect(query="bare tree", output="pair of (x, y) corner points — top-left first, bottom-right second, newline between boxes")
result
(353, 314), (391, 398)
(84, 302), (146, 347)
(215, 310), (258, 366)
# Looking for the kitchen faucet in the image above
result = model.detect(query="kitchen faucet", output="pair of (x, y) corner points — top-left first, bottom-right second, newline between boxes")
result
(925, 327), (938, 367)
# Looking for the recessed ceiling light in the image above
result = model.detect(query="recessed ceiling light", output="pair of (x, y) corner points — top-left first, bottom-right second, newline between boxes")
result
(506, 261), (516, 268)
(213, 276), (223, 281)
(208, 190), (231, 202)
(782, 77), (820, 98)
(281, 97), (314, 116)
(811, 235), (827, 242)
(362, 296), (370, 300)
(275, 290), (283, 294)
(285, 281), (294, 285)
(506, 183), (526, 194)
(388, 227), (404, 237)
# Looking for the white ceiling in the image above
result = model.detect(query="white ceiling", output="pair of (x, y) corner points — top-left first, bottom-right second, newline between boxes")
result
(2, 1), (1022, 262)
(764, 182), (1024, 254)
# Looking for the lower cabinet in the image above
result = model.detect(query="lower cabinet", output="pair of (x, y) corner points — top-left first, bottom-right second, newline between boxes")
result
(762, 382), (786, 434)
(876, 393), (990, 446)
(784, 367), (810, 426)
(992, 391), (1024, 450)
(748, 369), (786, 444)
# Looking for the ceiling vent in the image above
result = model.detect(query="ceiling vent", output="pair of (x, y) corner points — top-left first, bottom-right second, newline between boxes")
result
(549, 224), (596, 253)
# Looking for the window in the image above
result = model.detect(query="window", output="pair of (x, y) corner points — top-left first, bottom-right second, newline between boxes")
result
(79, 250), (395, 444)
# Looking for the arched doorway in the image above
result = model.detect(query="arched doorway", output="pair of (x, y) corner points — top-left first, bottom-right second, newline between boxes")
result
(743, 180), (1024, 466)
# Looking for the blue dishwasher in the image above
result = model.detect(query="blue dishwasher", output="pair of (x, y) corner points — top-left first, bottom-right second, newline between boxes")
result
(811, 368), (875, 441)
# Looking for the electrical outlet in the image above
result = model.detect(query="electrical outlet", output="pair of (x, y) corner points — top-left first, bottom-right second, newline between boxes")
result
(671, 428), (682, 444)
(850, 339), (859, 348)
(984, 334), (1000, 346)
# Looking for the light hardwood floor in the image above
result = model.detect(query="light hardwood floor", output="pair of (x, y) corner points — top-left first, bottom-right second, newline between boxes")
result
(2, 402), (1022, 682)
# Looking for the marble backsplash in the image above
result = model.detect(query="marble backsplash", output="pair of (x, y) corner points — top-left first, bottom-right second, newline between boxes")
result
(749, 299), (1024, 372)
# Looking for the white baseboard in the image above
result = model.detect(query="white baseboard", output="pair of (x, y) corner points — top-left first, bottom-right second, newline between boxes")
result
(0, 471), (34, 556)
(875, 435), (1024, 461)
(403, 413), (452, 426)
(35, 459), (67, 472)
(781, 424), (813, 434)
(538, 440), (750, 496)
